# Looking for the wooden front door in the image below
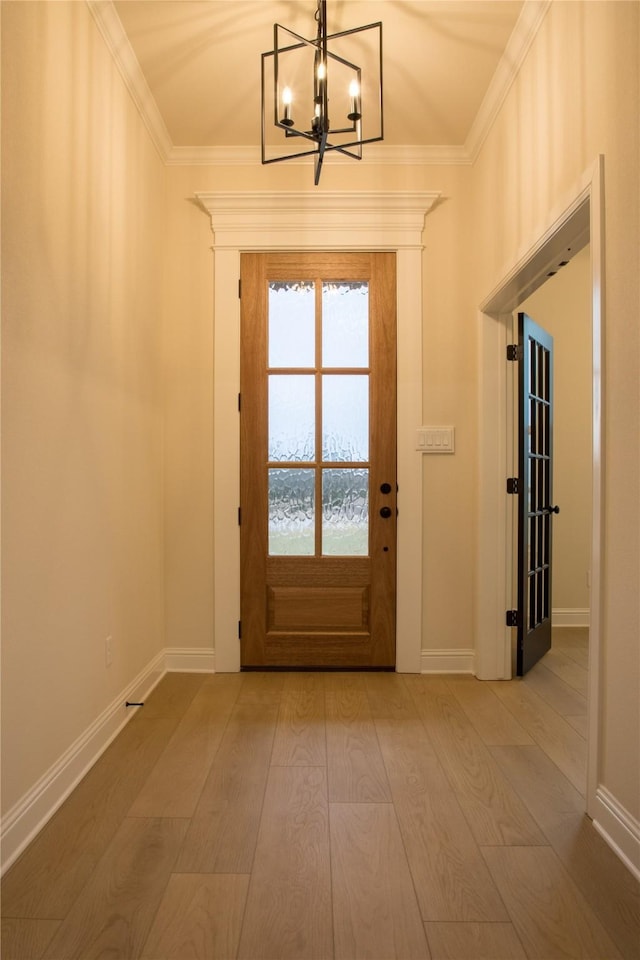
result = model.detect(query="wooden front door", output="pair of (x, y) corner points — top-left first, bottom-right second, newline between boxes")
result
(240, 252), (397, 668)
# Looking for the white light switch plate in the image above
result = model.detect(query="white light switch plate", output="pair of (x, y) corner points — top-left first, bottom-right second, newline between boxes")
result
(416, 426), (455, 453)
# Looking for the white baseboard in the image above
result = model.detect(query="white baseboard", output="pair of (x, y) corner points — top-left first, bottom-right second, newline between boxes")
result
(552, 607), (590, 627)
(0, 646), (206, 877)
(164, 646), (215, 672)
(421, 648), (475, 674)
(593, 786), (640, 881)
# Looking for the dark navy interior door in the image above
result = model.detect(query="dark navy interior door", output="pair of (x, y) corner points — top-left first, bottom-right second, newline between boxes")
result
(517, 311), (559, 675)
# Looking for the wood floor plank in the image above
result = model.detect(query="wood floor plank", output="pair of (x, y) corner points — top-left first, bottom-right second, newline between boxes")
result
(376, 719), (509, 922)
(489, 744), (584, 839)
(325, 673), (391, 802)
(212, 699), (279, 769)
(540, 648), (589, 695)
(140, 874), (249, 959)
(562, 644), (589, 670)
(140, 672), (207, 719)
(445, 677), (534, 745)
(1, 716), (178, 919)
(238, 671), (286, 705)
(128, 674), (242, 818)
(363, 672), (419, 720)
(553, 628), (590, 669)
(487, 679), (587, 794)
(0, 919), (60, 960)
(330, 802), (430, 959)
(490, 744), (640, 960)
(175, 701), (278, 873)
(565, 713), (588, 738)
(177, 764), (269, 875)
(238, 766), (333, 959)
(270, 672), (327, 766)
(522, 662), (588, 719)
(43, 817), (189, 960)
(404, 676), (545, 846)
(481, 845), (623, 959)
(424, 922), (526, 959)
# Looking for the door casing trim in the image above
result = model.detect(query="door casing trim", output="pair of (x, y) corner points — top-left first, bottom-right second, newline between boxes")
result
(196, 191), (442, 673)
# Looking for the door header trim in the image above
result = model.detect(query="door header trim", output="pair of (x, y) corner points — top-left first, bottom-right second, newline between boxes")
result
(195, 191), (442, 251)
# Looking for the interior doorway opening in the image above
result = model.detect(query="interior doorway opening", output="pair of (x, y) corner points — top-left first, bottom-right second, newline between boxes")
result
(476, 156), (604, 820)
(515, 247), (592, 691)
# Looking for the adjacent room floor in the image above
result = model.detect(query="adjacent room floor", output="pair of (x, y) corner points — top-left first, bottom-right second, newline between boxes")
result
(2, 629), (639, 959)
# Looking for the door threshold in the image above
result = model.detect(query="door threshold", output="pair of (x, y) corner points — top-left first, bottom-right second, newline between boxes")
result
(240, 665), (396, 673)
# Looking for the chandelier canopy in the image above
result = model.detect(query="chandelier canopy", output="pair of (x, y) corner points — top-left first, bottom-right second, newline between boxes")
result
(261, 0), (384, 184)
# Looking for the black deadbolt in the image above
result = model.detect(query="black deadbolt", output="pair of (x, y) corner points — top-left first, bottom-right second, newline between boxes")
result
(380, 482), (392, 495)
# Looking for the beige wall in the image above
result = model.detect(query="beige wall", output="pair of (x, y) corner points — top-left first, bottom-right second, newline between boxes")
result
(470, 1), (639, 818)
(1, 1), (166, 814)
(520, 245), (592, 615)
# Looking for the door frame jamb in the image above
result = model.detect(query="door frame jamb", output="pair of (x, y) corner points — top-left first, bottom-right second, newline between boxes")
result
(195, 191), (441, 675)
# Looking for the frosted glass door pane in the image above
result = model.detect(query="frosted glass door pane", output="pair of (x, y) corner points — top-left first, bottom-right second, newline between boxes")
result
(269, 375), (315, 462)
(322, 282), (368, 367)
(269, 281), (315, 367)
(269, 469), (315, 556)
(322, 469), (368, 555)
(322, 375), (369, 462)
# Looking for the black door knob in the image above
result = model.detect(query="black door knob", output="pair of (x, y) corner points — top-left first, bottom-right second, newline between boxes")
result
(546, 505), (560, 515)
(380, 506), (392, 518)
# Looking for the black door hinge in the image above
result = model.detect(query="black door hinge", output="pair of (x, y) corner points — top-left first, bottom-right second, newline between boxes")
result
(238, 279), (242, 298)
(238, 507), (242, 525)
(238, 393), (241, 412)
(507, 344), (520, 361)
(507, 477), (519, 494)
(238, 620), (242, 639)
(506, 609), (519, 627)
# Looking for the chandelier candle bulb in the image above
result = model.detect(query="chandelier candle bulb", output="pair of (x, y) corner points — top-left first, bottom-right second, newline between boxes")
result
(281, 86), (293, 126)
(315, 59), (326, 105)
(312, 101), (322, 134)
(348, 78), (361, 121)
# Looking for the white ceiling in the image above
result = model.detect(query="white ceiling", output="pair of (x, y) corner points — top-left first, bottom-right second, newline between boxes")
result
(105, 0), (540, 159)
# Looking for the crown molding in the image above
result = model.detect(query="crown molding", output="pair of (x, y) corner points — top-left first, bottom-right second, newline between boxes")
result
(88, 0), (551, 170)
(86, 0), (173, 161)
(465, 0), (552, 162)
(167, 144), (470, 166)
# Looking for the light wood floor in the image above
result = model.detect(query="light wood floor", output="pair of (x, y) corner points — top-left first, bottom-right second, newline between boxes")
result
(3, 630), (639, 959)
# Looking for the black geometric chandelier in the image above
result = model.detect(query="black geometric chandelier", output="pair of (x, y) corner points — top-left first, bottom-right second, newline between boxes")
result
(261, 0), (383, 184)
